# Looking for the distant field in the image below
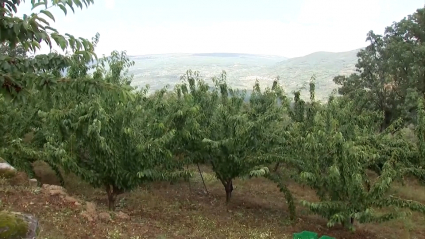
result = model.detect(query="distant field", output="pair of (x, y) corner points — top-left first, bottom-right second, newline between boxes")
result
(128, 53), (287, 93)
(127, 50), (361, 101)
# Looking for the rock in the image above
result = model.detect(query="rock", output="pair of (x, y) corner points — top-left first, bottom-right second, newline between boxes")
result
(86, 202), (96, 214)
(98, 212), (111, 222)
(0, 163), (14, 170)
(115, 211), (130, 220)
(80, 211), (94, 222)
(64, 196), (78, 204)
(79, 202), (98, 222)
(0, 210), (39, 239)
(42, 184), (65, 192)
(48, 189), (66, 196)
(0, 163), (17, 179)
(28, 179), (38, 188)
(41, 184), (67, 196)
(14, 213), (39, 239)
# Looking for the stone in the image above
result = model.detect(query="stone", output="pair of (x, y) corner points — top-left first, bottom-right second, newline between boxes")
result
(80, 211), (94, 222)
(115, 211), (130, 220)
(0, 211), (39, 239)
(64, 196), (78, 204)
(42, 184), (67, 196)
(80, 202), (98, 222)
(28, 179), (38, 188)
(0, 163), (17, 179)
(48, 189), (66, 196)
(86, 202), (96, 214)
(98, 212), (111, 222)
(42, 184), (65, 192)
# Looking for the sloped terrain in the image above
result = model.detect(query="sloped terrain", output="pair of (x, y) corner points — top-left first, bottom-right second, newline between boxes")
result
(268, 49), (361, 100)
(1, 161), (424, 239)
(127, 50), (360, 100)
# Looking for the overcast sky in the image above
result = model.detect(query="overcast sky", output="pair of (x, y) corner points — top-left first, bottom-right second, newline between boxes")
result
(17, 0), (425, 58)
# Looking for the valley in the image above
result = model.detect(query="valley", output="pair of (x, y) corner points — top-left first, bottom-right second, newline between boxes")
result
(128, 49), (361, 100)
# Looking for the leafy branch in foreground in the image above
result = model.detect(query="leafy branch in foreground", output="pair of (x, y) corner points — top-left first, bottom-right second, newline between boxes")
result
(1, 0), (99, 100)
(1, 0), (95, 53)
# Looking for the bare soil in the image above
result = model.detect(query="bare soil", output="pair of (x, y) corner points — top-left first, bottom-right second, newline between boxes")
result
(0, 161), (424, 239)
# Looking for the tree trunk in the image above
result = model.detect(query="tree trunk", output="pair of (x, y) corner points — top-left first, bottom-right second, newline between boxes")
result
(342, 216), (355, 231)
(273, 162), (280, 172)
(1, 2), (4, 17)
(223, 179), (233, 203)
(105, 184), (123, 211)
(380, 109), (392, 132)
(107, 191), (116, 211)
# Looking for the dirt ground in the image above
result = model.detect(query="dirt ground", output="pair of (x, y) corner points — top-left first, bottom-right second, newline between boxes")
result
(1, 161), (424, 239)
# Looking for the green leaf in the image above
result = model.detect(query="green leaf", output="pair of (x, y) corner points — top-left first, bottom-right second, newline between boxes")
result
(58, 4), (68, 15)
(31, 1), (46, 10)
(13, 23), (20, 35)
(45, 26), (58, 33)
(40, 10), (56, 22)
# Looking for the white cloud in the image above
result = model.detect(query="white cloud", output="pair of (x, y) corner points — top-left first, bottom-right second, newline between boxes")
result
(26, 0), (425, 58)
(105, 0), (115, 10)
(93, 19), (371, 58)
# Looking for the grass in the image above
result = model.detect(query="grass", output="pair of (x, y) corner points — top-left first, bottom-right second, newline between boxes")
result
(0, 161), (424, 239)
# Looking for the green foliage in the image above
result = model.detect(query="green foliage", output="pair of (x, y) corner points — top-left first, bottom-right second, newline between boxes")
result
(0, 43), (27, 57)
(292, 90), (425, 230)
(0, 0), (99, 100)
(1, 0), (95, 54)
(0, 92), (49, 180)
(333, 7), (425, 130)
(266, 173), (296, 221)
(201, 72), (287, 202)
(2, 1), (425, 233)
(0, 1), (135, 189)
(38, 51), (185, 210)
(170, 70), (218, 166)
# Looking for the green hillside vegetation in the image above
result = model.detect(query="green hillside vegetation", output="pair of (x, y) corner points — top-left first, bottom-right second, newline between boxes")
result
(1, 1), (425, 239)
(127, 50), (359, 100)
(269, 49), (361, 100)
(128, 53), (288, 93)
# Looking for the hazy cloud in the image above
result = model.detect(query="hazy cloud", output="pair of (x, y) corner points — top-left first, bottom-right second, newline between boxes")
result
(21, 0), (425, 58)
(105, 0), (115, 9)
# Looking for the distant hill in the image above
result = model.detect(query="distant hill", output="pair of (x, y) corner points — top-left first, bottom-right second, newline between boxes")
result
(124, 50), (361, 100)
(268, 49), (362, 100)
(191, 53), (287, 59)
(128, 53), (287, 92)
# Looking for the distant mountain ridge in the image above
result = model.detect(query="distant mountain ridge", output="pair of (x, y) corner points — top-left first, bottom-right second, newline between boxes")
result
(191, 53), (287, 59)
(268, 48), (363, 99)
(128, 53), (287, 60)
(122, 49), (362, 100)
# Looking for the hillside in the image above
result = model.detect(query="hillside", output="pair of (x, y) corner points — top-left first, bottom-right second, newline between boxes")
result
(127, 50), (360, 100)
(268, 49), (362, 100)
(128, 53), (287, 93)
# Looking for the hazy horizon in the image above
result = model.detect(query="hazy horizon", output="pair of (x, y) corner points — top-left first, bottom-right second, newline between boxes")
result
(16, 0), (425, 58)
(126, 48), (364, 59)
